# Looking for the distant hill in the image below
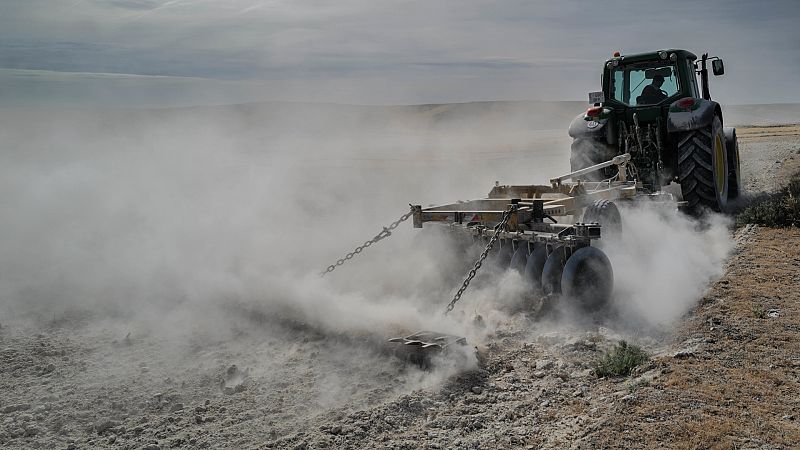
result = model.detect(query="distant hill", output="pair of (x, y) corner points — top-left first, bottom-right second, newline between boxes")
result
(155, 99), (799, 129)
(2, 101), (797, 137)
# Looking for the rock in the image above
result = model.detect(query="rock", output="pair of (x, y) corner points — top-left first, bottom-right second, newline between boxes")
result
(535, 359), (554, 370)
(142, 444), (161, 450)
(470, 386), (483, 395)
(570, 369), (593, 379)
(673, 348), (696, 358)
(223, 384), (246, 395)
(95, 419), (119, 434)
(539, 400), (550, 407)
(768, 309), (780, 318)
(533, 371), (546, 379)
(108, 434), (117, 444)
(24, 425), (40, 436)
(2, 403), (31, 413)
(329, 425), (342, 435)
(170, 403), (184, 413)
(782, 414), (795, 421)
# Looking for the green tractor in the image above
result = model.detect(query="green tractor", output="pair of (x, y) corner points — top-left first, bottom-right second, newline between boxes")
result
(568, 49), (741, 213)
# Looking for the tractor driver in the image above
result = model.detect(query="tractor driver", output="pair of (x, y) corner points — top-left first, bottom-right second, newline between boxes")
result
(639, 74), (668, 104)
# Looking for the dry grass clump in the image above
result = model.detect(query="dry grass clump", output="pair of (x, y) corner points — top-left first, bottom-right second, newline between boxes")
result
(737, 174), (800, 227)
(594, 340), (649, 378)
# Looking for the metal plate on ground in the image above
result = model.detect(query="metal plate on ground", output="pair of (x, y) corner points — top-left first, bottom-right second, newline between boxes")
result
(388, 331), (468, 367)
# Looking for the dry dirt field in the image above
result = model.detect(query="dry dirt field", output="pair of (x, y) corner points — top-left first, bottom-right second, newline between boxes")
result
(1, 122), (799, 450)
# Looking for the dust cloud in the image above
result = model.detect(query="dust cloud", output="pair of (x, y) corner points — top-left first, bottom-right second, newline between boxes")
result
(0, 103), (573, 411)
(0, 101), (734, 413)
(605, 204), (733, 328)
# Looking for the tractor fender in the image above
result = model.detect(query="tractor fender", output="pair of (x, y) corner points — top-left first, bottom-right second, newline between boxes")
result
(568, 112), (608, 140)
(667, 98), (721, 133)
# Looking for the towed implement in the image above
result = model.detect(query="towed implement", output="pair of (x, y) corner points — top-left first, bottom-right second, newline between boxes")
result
(322, 153), (675, 364)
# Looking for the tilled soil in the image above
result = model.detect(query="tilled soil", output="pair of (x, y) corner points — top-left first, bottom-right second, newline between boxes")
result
(1, 124), (799, 450)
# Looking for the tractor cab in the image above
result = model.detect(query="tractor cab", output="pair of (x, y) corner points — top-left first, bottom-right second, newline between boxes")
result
(600, 50), (699, 123)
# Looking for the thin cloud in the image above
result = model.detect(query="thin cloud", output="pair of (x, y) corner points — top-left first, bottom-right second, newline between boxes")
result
(0, 0), (798, 105)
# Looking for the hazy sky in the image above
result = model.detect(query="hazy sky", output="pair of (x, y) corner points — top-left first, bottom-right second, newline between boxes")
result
(1, 0), (798, 107)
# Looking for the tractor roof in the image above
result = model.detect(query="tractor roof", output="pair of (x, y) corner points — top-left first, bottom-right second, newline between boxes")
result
(606, 49), (697, 65)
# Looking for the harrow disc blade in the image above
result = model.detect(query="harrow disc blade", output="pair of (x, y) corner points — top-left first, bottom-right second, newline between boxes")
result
(541, 245), (568, 295)
(524, 242), (547, 292)
(561, 246), (614, 311)
(494, 239), (514, 268)
(509, 241), (530, 273)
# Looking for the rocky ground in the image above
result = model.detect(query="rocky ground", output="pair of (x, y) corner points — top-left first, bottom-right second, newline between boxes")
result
(1, 124), (799, 450)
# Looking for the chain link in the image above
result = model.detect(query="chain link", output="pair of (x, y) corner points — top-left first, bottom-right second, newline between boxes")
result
(444, 205), (518, 315)
(320, 205), (415, 277)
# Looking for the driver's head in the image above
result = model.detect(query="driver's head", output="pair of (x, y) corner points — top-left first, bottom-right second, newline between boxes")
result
(653, 75), (665, 87)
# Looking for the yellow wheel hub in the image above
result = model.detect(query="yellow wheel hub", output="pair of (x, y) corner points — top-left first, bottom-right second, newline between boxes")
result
(714, 134), (725, 194)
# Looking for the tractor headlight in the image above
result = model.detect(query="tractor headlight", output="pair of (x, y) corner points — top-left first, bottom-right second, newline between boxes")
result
(670, 52), (677, 61)
(658, 51), (667, 60)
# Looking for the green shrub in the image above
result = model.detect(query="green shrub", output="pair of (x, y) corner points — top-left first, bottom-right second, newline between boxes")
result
(737, 174), (800, 227)
(751, 305), (767, 319)
(594, 340), (649, 378)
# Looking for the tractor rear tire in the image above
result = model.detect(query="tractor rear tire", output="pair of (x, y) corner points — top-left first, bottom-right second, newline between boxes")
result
(724, 127), (741, 200)
(677, 116), (729, 213)
(570, 138), (616, 181)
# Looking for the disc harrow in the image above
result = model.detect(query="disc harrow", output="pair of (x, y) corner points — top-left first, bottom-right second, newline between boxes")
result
(322, 153), (677, 364)
(409, 153), (659, 313)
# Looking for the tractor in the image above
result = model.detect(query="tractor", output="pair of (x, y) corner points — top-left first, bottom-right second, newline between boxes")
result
(568, 49), (741, 213)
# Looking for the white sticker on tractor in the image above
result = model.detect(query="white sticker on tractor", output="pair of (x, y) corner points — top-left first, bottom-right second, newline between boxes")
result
(588, 91), (604, 104)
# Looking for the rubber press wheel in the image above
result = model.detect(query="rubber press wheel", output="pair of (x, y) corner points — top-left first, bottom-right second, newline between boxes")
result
(581, 199), (622, 240)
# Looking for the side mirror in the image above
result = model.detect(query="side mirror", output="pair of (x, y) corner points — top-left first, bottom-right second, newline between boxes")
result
(712, 59), (724, 76)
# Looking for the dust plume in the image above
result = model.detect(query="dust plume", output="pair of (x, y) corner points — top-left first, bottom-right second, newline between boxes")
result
(0, 102), (576, 415)
(605, 204), (734, 328)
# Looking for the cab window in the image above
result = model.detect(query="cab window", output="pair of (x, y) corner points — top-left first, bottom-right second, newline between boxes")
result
(611, 63), (680, 106)
(686, 59), (700, 98)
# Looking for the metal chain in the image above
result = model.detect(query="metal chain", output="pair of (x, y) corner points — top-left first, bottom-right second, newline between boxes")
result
(444, 205), (518, 315)
(320, 205), (415, 277)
